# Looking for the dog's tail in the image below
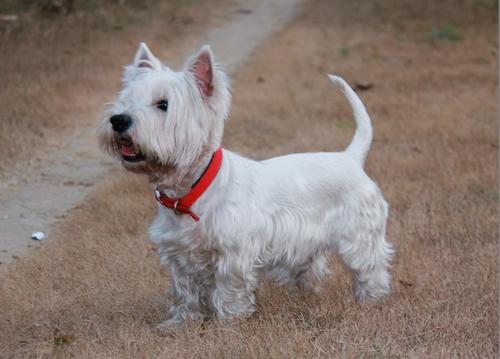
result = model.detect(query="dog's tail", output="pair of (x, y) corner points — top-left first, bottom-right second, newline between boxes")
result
(328, 75), (373, 166)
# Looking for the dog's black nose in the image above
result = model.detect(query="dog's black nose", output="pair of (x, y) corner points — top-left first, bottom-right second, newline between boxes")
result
(109, 114), (132, 133)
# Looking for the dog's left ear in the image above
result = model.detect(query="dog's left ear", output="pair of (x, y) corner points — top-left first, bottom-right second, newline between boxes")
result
(133, 42), (162, 71)
(186, 45), (214, 97)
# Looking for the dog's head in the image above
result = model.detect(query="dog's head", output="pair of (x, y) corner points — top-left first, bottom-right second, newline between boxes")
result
(97, 43), (230, 181)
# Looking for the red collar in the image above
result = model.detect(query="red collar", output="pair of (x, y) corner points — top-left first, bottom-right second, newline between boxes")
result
(154, 147), (223, 221)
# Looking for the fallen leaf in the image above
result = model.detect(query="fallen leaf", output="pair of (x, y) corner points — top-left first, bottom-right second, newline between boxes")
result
(354, 83), (374, 91)
(53, 332), (75, 347)
(398, 280), (413, 288)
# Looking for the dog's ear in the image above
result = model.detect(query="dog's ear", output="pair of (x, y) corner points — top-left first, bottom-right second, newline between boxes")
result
(185, 45), (214, 97)
(133, 42), (161, 70)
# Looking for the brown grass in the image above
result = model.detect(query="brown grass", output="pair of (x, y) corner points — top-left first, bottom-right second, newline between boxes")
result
(0, 0), (498, 357)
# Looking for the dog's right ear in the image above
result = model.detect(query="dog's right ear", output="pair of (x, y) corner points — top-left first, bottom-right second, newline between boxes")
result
(133, 42), (162, 71)
(185, 45), (215, 98)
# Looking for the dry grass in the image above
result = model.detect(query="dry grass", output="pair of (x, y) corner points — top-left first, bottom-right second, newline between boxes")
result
(0, 0), (498, 357)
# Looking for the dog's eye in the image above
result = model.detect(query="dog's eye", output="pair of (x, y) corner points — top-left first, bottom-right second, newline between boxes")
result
(156, 100), (169, 112)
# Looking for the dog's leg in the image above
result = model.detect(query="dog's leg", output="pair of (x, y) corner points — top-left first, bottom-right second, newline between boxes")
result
(158, 259), (213, 328)
(295, 253), (331, 293)
(337, 192), (394, 302)
(339, 233), (393, 302)
(211, 254), (260, 320)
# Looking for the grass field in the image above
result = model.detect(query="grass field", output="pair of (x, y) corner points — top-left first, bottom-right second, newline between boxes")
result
(0, 0), (497, 357)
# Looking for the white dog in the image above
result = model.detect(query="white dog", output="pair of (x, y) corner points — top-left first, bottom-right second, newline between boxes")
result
(98, 43), (394, 328)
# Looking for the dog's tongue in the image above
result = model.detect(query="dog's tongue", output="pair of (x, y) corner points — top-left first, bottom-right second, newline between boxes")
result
(119, 143), (136, 156)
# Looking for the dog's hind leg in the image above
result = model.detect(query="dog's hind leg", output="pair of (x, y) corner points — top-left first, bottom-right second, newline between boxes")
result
(336, 190), (394, 302)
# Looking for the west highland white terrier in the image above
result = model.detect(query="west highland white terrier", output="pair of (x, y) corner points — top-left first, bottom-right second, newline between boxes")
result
(97, 43), (394, 328)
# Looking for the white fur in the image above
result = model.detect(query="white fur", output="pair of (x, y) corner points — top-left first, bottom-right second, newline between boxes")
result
(97, 44), (394, 328)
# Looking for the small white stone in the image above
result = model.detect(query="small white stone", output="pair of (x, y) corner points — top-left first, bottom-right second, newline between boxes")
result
(31, 232), (46, 241)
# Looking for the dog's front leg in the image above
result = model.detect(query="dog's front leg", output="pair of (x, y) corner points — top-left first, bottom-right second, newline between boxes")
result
(211, 253), (260, 321)
(158, 259), (212, 328)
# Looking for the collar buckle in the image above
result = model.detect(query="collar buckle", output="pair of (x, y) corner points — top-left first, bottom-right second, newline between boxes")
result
(172, 200), (183, 216)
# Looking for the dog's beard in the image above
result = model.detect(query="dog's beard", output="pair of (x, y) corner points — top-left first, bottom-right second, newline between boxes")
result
(120, 140), (215, 192)
(98, 123), (206, 188)
(122, 157), (177, 184)
(98, 129), (175, 183)
(116, 142), (176, 183)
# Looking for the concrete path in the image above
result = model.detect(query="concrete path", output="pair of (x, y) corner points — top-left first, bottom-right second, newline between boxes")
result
(0, 0), (302, 265)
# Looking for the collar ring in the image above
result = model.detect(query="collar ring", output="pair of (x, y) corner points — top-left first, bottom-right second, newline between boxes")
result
(173, 200), (183, 216)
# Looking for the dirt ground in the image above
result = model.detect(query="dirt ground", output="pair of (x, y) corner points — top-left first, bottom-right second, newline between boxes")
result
(0, 0), (498, 357)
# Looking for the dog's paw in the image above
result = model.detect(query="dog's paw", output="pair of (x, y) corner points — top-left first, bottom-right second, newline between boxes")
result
(354, 281), (390, 303)
(154, 317), (188, 336)
(157, 317), (183, 328)
(155, 311), (207, 335)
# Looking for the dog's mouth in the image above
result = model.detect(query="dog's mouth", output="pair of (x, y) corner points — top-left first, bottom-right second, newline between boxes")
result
(116, 136), (145, 163)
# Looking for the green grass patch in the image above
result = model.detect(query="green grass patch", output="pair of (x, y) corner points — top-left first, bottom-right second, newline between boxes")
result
(431, 24), (462, 41)
(335, 118), (353, 132)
